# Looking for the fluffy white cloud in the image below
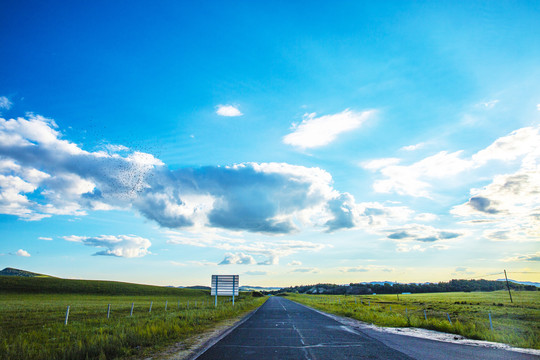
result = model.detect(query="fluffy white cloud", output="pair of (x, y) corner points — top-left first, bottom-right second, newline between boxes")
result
(452, 149), (540, 243)
(368, 126), (540, 198)
(219, 252), (256, 265)
(38, 237), (52, 241)
(291, 267), (319, 273)
(288, 260), (302, 266)
(283, 109), (375, 149)
(15, 249), (30, 257)
(1, 115), (366, 234)
(216, 104), (242, 117)
(0, 96), (12, 110)
(63, 235), (151, 258)
(0, 113), (427, 243)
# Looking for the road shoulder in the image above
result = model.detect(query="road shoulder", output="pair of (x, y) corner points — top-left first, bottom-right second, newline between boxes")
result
(138, 302), (264, 360)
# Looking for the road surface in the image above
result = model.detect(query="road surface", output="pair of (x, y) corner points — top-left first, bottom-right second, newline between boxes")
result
(195, 296), (538, 360)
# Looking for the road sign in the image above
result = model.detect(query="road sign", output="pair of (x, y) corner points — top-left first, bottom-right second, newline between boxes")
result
(211, 275), (239, 296)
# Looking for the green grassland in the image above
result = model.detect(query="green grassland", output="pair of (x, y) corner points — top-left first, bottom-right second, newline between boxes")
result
(0, 276), (266, 360)
(286, 290), (540, 349)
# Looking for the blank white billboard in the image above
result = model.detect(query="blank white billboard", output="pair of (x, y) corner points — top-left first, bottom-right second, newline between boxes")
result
(211, 275), (239, 296)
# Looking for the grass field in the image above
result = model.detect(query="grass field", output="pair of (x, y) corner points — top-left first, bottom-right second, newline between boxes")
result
(286, 290), (540, 349)
(0, 276), (266, 360)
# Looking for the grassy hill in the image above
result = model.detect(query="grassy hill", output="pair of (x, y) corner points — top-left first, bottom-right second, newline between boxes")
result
(0, 267), (53, 278)
(0, 274), (209, 296)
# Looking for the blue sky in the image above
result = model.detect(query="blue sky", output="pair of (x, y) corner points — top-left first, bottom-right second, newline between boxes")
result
(1, 1), (539, 286)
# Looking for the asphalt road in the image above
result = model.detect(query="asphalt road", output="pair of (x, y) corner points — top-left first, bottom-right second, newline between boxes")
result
(195, 296), (539, 360)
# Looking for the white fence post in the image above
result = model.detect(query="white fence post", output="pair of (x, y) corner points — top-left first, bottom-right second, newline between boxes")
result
(165, 301), (168, 311)
(107, 304), (111, 319)
(130, 302), (134, 316)
(489, 312), (493, 331)
(64, 305), (70, 325)
(424, 309), (427, 321)
(446, 313), (452, 325)
(149, 301), (153, 313)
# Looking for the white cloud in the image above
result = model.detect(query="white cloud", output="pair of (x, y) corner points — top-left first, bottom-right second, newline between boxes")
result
(451, 153), (540, 243)
(38, 237), (52, 241)
(63, 235), (151, 258)
(369, 126), (540, 198)
(361, 158), (400, 171)
(0, 113), (425, 241)
(283, 109), (375, 149)
(219, 252), (256, 265)
(288, 260), (302, 266)
(15, 249), (30, 257)
(501, 252), (540, 262)
(0, 96), (12, 110)
(216, 104), (243, 117)
(401, 143), (425, 151)
(372, 151), (473, 197)
(1, 115), (363, 234)
(165, 229), (327, 266)
(472, 127), (539, 165)
(291, 267), (319, 273)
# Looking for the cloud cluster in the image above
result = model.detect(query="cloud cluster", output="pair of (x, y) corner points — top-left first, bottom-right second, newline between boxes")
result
(0, 114), (419, 237)
(63, 235), (151, 258)
(365, 126), (540, 198)
(451, 129), (540, 242)
(283, 109), (375, 149)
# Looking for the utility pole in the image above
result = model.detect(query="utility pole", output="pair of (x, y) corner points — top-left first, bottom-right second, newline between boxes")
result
(504, 270), (513, 303)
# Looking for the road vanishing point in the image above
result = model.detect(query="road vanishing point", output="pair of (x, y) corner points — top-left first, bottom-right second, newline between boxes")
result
(195, 296), (539, 360)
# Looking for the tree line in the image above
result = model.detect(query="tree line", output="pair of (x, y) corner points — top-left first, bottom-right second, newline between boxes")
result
(269, 279), (538, 295)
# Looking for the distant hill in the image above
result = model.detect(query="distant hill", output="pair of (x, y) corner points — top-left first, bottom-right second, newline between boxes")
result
(0, 275), (210, 296)
(184, 285), (211, 290)
(497, 279), (540, 288)
(0, 267), (53, 278)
